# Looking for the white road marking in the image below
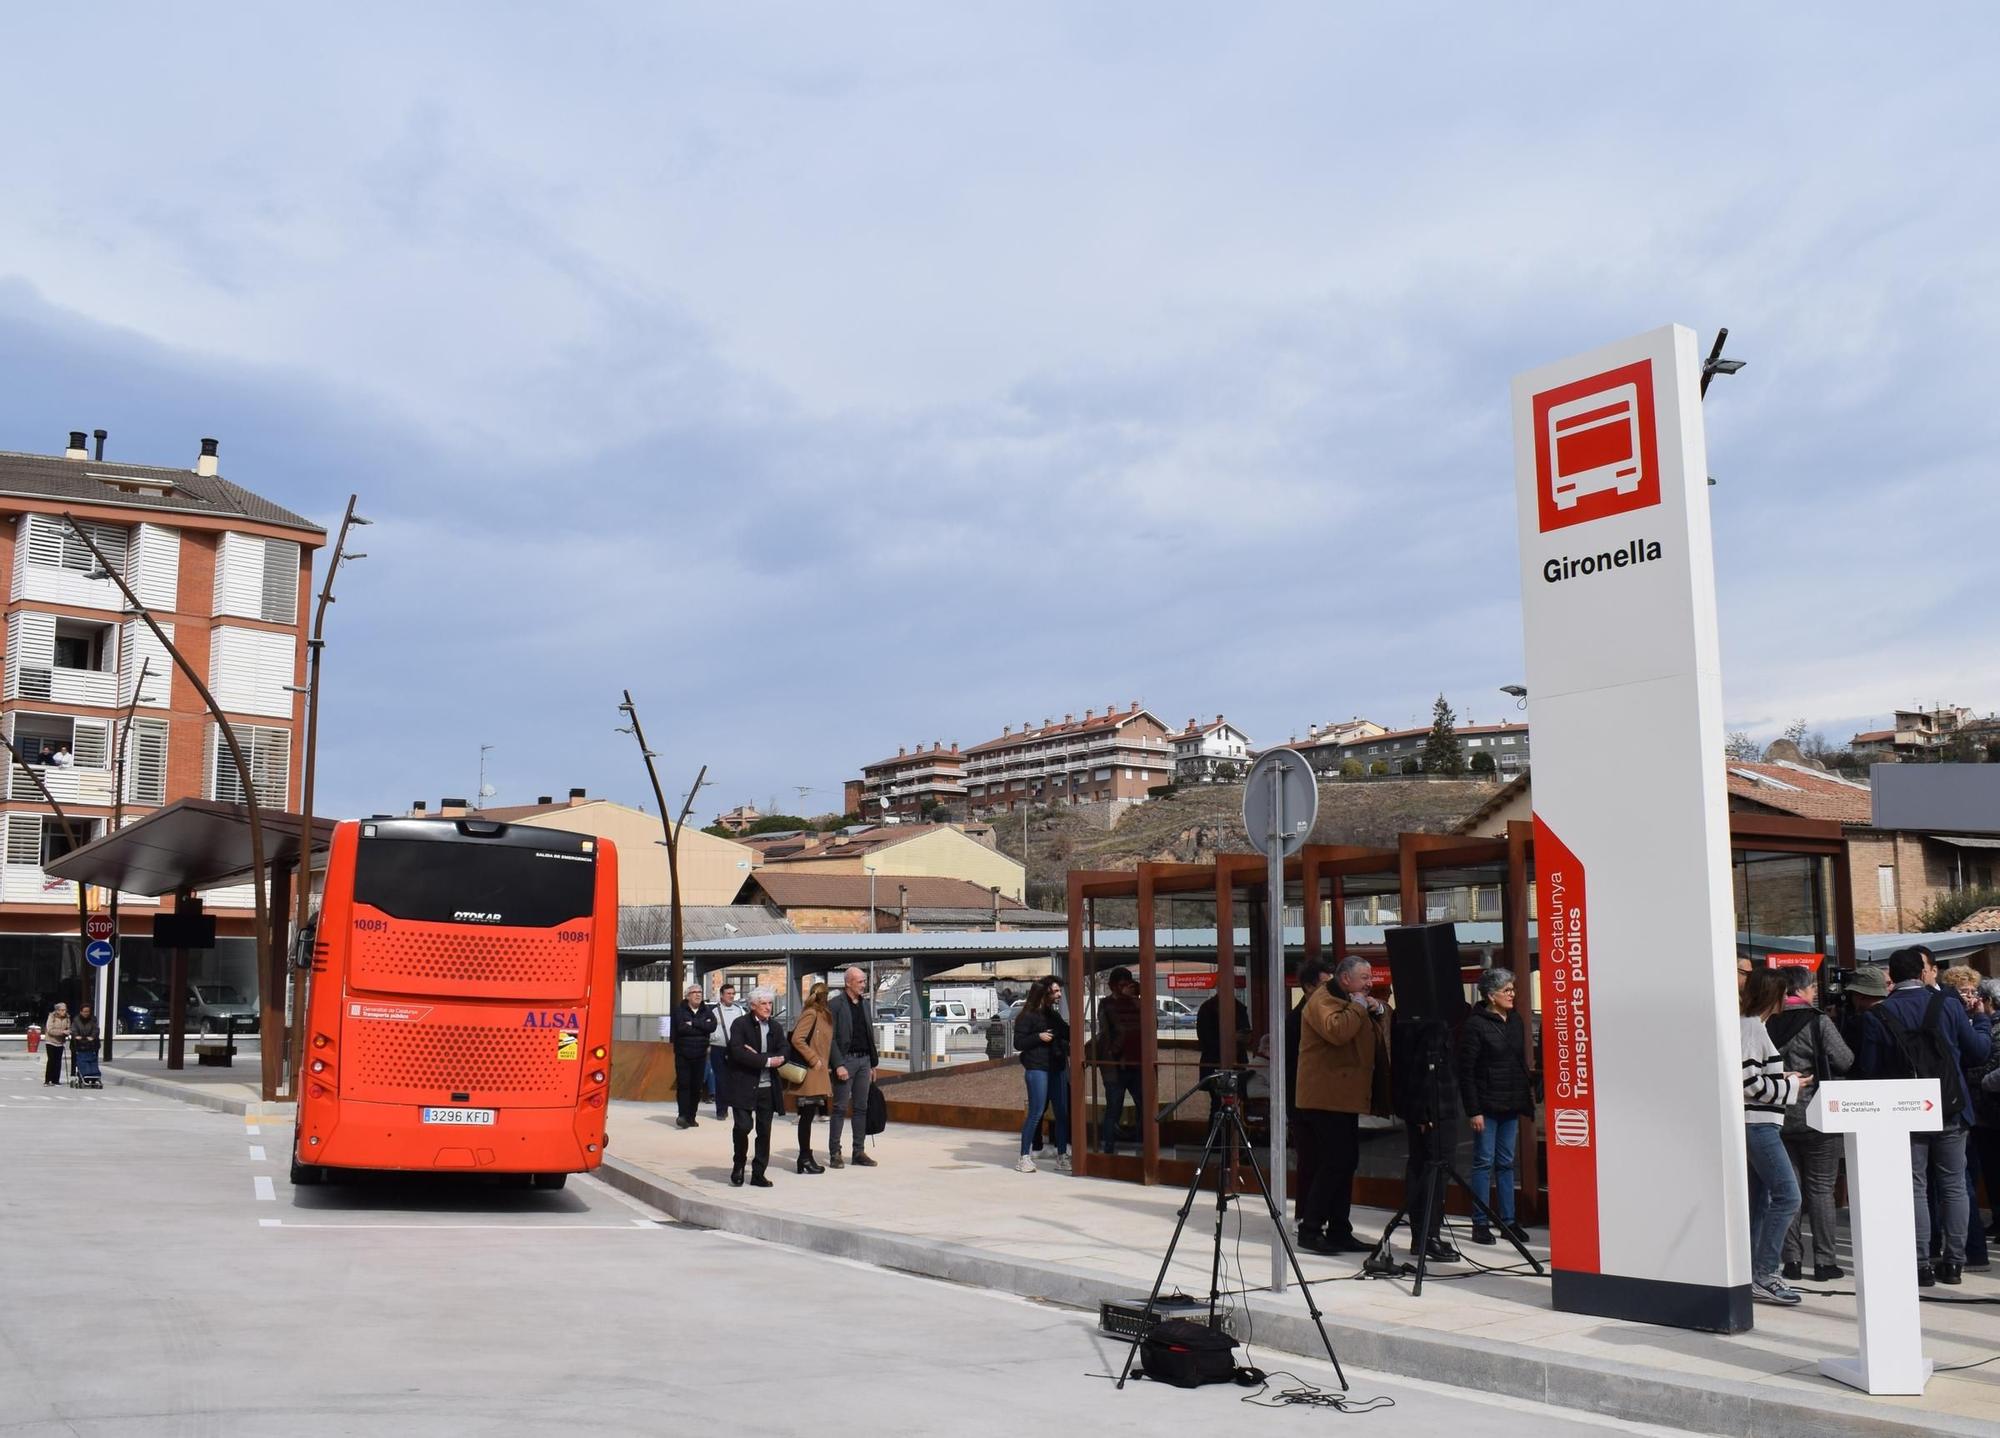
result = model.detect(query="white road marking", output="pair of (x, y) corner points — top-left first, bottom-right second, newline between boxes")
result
(248, 1145), (266, 1162)
(261, 1222), (654, 1231)
(245, 1124), (261, 1135)
(253, 1176), (276, 1201)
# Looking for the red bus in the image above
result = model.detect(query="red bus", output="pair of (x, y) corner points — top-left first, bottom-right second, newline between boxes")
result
(292, 817), (618, 1189)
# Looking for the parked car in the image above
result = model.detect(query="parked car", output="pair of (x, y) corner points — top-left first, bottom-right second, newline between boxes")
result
(1156, 996), (1199, 1030)
(876, 1004), (906, 1023)
(186, 984), (258, 1034)
(118, 983), (168, 1034)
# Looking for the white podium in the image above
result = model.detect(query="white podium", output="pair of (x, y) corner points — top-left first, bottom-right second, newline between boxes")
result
(1805, 1078), (1943, 1395)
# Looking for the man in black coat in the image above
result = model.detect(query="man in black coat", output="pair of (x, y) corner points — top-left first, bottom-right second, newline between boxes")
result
(726, 987), (789, 1187)
(669, 984), (717, 1129)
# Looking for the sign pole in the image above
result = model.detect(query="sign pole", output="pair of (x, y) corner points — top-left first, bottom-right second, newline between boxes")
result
(1267, 764), (1288, 1291)
(1242, 748), (1315, 1295)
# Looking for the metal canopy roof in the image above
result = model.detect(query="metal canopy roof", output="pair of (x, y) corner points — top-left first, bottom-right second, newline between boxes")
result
(44, 797), (336, 896)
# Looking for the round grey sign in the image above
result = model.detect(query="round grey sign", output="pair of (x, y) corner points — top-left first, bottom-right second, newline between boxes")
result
(1242, 748), (1318, 860)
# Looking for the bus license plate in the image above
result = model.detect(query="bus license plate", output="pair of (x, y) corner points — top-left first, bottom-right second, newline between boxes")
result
(421, 1107), (495, 1125)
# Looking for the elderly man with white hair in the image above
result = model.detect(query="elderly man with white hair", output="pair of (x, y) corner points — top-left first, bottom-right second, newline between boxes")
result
(725, 987), (789, 1187)
(827, 965), (881, 1168)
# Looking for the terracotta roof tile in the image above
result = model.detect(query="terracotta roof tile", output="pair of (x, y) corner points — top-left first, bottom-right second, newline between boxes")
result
(746, 872), (1026, 911)
(1950, 906), (2000, 934)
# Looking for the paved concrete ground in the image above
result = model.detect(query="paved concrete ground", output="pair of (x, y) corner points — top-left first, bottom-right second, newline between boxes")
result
(602, 1103), (2000, 1437)
(0, 1064), (1730, 1437)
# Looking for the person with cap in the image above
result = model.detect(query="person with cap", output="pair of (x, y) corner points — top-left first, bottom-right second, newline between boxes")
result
(1095, 967), (1143, 1155)
(668, 983), (717, 1129)
(1838, 963), (1891, 1055)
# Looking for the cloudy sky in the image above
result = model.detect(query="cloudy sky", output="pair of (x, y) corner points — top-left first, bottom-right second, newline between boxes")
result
(2, 6), (1994, 821)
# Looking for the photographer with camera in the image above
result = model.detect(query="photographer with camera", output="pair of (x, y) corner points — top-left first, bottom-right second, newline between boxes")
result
(1295, 956), (1390, 1255)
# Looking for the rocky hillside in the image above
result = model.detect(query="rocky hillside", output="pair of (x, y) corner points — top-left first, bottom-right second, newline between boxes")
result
(994, 777), (1504, 910)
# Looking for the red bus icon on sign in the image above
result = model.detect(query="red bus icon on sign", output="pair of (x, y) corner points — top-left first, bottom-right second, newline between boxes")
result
(1532, 358), (1661, 533)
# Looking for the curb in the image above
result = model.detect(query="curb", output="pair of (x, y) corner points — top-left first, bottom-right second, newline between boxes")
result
(595, 1155), (1986, 1438)
(101, 1065), (296, 1120)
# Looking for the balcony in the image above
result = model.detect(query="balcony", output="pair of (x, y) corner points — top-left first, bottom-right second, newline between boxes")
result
(7, 764), (117, 805)
(16, 665), (119, 708)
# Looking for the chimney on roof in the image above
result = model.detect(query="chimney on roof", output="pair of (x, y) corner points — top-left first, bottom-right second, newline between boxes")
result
(440, 797), (468, 817)
(1215, 714), (1223, 725)
(1064, 713), (1072, 724)
(536, 795), (553, 805)
(568, 787), (587, 805)
(196, 438), (219, 477)
(1130, 700), (1139, 712)
(411, 800), (427, 813)
(1085, 708), (1094, 720)
(92, 429), (106, 461)
(897, 745), (905, 756)
(65, 431), (88, 460)
(951, 742), (959, 754)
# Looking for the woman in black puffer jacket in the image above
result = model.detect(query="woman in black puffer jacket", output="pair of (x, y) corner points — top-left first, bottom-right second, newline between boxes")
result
(1012, 978), (1072, 1174)
(1457, 968), (1534, 1243)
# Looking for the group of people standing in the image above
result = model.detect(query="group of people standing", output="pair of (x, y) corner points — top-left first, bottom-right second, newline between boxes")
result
(665, 968), (882, 1188)
(1738, 945), (1997, 1305)
(35, 1002), (100, 1086)
(1288, 957), (1534, 1260)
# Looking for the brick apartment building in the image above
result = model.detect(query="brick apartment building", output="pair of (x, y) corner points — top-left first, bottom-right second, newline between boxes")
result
(856, 741), (966, 821)
(0, 435), (320, 1024)
(962, 702), (1176, 812)
(1290, 718), (1531, 776)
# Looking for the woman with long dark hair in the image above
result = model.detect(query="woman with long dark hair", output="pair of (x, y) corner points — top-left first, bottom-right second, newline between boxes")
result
(1741, 966), (1806, 1306)
(1012, 978), (1071, 1173)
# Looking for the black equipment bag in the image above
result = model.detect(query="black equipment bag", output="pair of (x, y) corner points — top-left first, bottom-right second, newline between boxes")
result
(1139, 1317), (1239, 1388)
(865, 1083), (888, 1136)
(1873, 992), (1965, 1124)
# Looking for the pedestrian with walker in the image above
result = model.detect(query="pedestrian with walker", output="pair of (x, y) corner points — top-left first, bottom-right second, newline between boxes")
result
(41, 1002), (70, 1086)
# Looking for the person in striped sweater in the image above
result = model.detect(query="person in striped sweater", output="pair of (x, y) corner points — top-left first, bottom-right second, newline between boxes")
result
(1741, 967), (1810, 1305)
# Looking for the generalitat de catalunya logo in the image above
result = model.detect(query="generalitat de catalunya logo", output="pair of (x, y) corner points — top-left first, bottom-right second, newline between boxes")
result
(1532, 359), (1662, 534)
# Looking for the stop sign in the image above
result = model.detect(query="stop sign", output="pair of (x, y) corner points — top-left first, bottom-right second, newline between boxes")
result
(85, 913), (114, 943)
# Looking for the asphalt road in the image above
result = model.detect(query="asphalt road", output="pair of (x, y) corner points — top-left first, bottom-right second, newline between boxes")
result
(0, 1062), (1698, 1437)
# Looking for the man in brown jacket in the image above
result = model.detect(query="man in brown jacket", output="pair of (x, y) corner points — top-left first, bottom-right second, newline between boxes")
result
(1295, 956), (1390, 1253)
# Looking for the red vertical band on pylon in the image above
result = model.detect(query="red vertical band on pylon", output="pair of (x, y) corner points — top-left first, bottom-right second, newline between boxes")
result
(1534, 814), (1600, 1274)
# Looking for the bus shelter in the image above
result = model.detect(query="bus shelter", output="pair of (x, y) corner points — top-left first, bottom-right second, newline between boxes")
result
(45, 797), (335, 1098)
(1064, 814), (1853, 1219)
(621, 930), (1066, 1069)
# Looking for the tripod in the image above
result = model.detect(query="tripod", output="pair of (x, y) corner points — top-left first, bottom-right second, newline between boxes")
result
(1115, 1071), (1347, 1391)
(1363, 1121), (1544, 1295)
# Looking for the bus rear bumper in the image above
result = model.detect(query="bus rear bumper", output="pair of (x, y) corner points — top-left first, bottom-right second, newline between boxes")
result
(298, 1097), (604, 1175)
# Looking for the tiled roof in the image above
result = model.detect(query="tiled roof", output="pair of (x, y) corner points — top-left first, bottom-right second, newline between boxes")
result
(964, 707), (1161, 755)
(1951, 907), (2000, 934)
(862, 747), (964, 773)
(0, 450), (323, 535)
(774, 824), (953, 861)
(1851, 729), (1896, 744)
(1334, 722), (1528, 747)
(745, 871), (1027, 912)
(1725, 762), (1873, 823)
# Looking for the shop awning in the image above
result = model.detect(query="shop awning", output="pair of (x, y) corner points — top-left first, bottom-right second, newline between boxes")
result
(43, 797), (336, 896)
(1929, 833), (2000, 849)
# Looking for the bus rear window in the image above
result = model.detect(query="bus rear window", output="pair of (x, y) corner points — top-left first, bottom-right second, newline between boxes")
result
(354, 839), (595, 929)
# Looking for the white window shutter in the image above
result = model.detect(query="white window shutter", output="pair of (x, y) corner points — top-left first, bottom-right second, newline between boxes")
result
(5, 814), (41, 866)
(259, 539), (300, 624)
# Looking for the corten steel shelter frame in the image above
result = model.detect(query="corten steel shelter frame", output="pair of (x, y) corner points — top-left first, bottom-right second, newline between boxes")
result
(45, 799), (335, 1095)
(1065, 814), (1854, 1216)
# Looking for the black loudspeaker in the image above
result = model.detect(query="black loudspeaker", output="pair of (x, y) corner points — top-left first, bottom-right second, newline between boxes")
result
(152, 911), (218, 950)
(1384, 923), (1467, 1023)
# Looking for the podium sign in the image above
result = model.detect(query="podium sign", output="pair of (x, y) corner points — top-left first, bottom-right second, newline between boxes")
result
(1807, 1079), (1944, 1395)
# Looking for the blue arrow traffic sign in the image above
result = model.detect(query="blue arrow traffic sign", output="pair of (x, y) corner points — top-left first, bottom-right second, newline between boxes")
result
(85, 939), (114, 967)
